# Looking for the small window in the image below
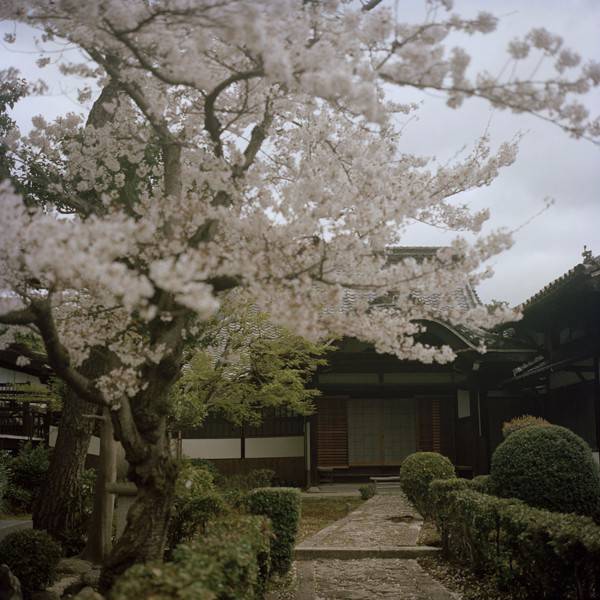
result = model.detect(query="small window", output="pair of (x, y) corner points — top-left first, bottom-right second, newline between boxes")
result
(457, 389), (470, 419)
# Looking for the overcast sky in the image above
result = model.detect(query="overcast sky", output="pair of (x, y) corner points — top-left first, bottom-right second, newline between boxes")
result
(1, 1), (599, 307)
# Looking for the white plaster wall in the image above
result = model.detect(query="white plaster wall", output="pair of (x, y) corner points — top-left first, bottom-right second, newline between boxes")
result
(88, 435), (100, 456)
(49, 425), (58, 447)
(182, 438), (241, 459)
(245, 436), (304, 459)
(0, 366), (40, 384)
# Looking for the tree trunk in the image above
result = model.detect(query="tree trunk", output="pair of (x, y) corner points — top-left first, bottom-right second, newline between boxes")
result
(32, 387), (96, 551)
(98, 434), (177, 591)
(97, 318), (186, 591)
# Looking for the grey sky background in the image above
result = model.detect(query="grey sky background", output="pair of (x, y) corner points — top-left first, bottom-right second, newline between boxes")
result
(1, 0), (599, 307)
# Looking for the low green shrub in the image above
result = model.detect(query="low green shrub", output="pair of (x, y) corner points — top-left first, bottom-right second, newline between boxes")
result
(4, 483), (33, 514)
(359, 483), (377, 500)
(189, 458), (221, 481)
(165, 461), (225, 557)
(3, 443), (50, 513)
(490, 425), (600, 516)
(9, 443), (50, 490)
(112, 515), (271, 600)
(219, 468), (275, 492)
(222, 487), (249, 510)
(166, 493), (226, 557)
(399, 452), (455, 517)
(175, 515), (272, 598)
(428, 477), (473, 554)
(471, 474), (491, 494)
(502, 414), (551, 439)
(109, 561), (214, 600)
(0, 452), (9, 513)
(428, 477), (600, 599)
(246, 487), (300, 575)
(0, 529), (62, 597)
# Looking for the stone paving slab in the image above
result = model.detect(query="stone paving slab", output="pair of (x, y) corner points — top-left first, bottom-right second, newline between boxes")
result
(297, 493), (422, 550)
(293, 491), (456, 599)
(295, 545), (441, 560)
(311, 558), (458, 600)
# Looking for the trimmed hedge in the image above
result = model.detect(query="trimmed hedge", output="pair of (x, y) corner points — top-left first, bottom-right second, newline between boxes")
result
(399, 452), (455, 516)
(490, 425), (600, 516)
(246, 487), (301, 575)
(166, 493), (226, 558)
(112, 515), (271, 600)
(165, 461), (225, 557)
(429, 477), (600, 599)
(109, 562), (213, 600)
(0, 529), (62, 597)
(359, 483), (377, 500)
(501, 414), (551, 439)
(470, 474), (491, 494)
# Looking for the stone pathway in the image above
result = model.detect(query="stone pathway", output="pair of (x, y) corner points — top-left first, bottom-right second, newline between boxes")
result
(293, 492), (457, 599)
(0, 519), (32, 541)
(298, 494), (422, 550)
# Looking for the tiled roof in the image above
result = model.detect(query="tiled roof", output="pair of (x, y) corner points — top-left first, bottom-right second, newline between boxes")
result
(338, 246), (482, 315)
(520, 251), (600, 310)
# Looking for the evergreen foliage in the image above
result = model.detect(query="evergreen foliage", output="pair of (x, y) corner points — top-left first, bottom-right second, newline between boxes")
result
(429, 478), (600, 599)
(399, 452), (455, 516)
(165, 462), (226, 558)
(501, 414), (551, 439)
(0, 529), (61, 597)
(2, 444), (50, 513)
(246, 487), (301, 575)
(490, 425), (600, 516)
(112, 515), (271, 600)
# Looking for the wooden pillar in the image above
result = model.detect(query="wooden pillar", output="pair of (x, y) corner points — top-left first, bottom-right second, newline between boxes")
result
(23, 403), (33, 440)
(479, 390), (491, 473)
(304, 417), (311, 488)
(470, 387), (481, 476)
(82, 408), (117, 563)
(594, 355), (600, 452)
(240, 424), (245, 460)
(310, 412), (318, 485)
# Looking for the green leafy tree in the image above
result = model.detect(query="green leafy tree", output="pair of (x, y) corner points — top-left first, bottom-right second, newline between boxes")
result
(170, 299), (329, 430)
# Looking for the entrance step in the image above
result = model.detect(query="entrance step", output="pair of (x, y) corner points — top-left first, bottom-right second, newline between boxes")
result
(295, 545), (441, 560)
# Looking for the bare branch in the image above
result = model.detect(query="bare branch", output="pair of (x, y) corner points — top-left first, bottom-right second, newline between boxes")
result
(235, 96), (273, 175)
(362, 0), (384, 11)
(0, 306), (36, 325)
(204, 68), (263, 157)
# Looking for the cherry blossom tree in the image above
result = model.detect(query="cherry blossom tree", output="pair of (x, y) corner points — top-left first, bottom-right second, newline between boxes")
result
(0, 0), (598, 586)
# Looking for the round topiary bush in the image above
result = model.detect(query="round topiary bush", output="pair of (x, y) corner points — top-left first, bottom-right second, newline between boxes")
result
(0, 529), (61, 596)
(501, 414), (551, 439)
(399, 452), (455, 517)
(490, 424), (600, 516)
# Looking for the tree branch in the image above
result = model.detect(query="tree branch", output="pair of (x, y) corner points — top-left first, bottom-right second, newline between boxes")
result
(29, 299), (107, 406)
(235, 96), (273, 176)
(362, 0), (384, 11)
(0, 307), (36, 325)
(204, 69), (263, 157)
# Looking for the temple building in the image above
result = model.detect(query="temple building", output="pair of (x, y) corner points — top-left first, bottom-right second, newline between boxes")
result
(1, 248), (599, 487)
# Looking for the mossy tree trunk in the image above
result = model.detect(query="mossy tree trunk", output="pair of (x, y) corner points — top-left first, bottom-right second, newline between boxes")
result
(98, 347), (182, 591)
(32, 387), (96, 549)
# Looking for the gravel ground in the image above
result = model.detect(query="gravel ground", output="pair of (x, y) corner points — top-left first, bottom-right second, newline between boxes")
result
(418, 556), (514, 600)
